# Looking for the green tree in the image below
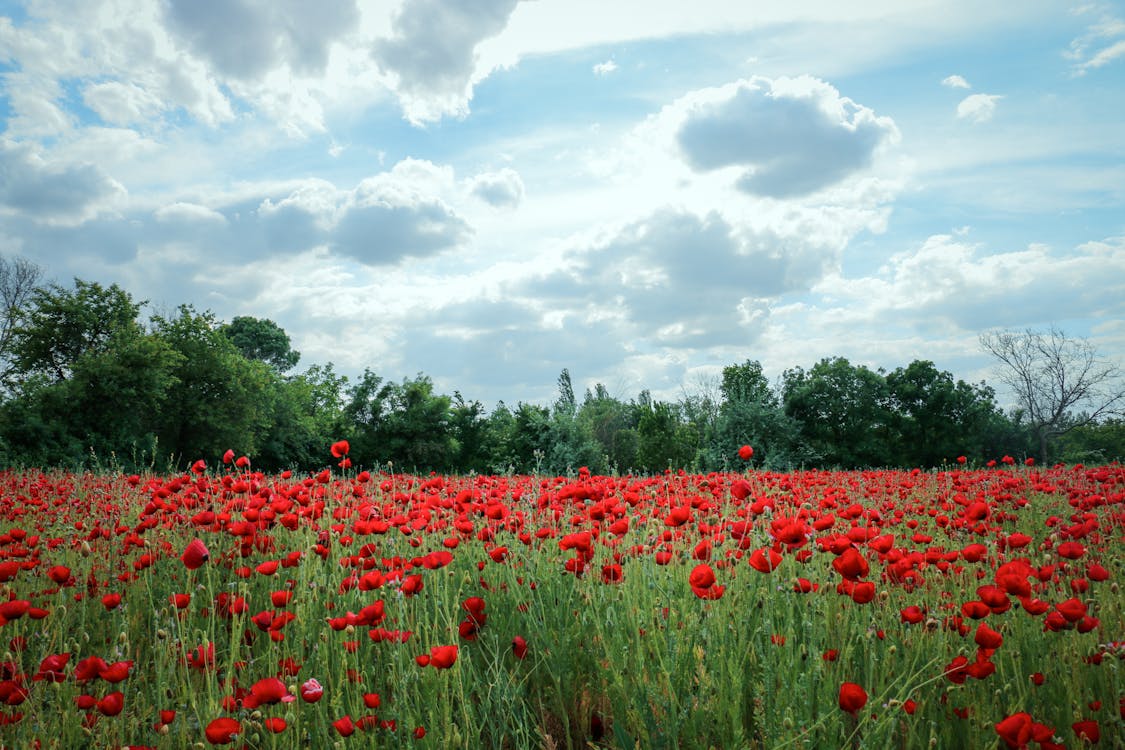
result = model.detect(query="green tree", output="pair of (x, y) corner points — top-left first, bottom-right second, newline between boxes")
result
(546, 369), (602, 473)
(713, 359), (806, 469)
(782, 357), (891, 468)
(578, 384), (638, 472)
(449, 392), (489, 473)
(222, 316), (301, 372)
(885, 360), (1002, 466)
(1055, 417), (1125, 464)
(0, 277), (180, 469)
(636, 400), (694, 472)
(10, 279), (141, 382)
(510, 402), (552, 473)
(376, 375), (455, 471)
(254, 364), (349, 471)
(152, 305), (274, 463)
(342, 368), (389, 461)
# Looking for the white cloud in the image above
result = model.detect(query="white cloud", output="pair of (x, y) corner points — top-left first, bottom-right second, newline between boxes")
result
(1067, 10), (1125, 74)
(0, 141), (125, 224)
(941, 74), (971, 89)
(1077, 38), (1125, 71)
(467, 168), (525, 208)
(593, 60), (618, 76)
(812, 234), (1125, 332)
(153, 202), (228, 225)
(372, 0), (522, 123)
(162, 0), (360, 80)
(956, 93), (1002, 123)
(82, 82), (166, 127)
(667, 76), (899, 198)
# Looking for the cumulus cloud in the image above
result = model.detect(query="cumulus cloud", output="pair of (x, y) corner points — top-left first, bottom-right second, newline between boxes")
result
(163, 0), (360, 80)
(956, 93), (1002, 123)
(509, 207), (836, 348)
(372, 0), (521, 123)
(333, 195), (471, 265)
(813, 234), (1125, 332)
(468, 168), (525, 208)
(257, 162), (471, 264)
(0, 142), (125, 224)
(941, 74), (971, 89)
(593, 60), (618, 76)
(670, 76), (899, 198)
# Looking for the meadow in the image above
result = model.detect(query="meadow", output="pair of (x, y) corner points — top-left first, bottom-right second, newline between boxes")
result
(0, 445), (1121, 749)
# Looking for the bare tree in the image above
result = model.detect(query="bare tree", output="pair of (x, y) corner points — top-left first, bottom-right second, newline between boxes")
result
(980, 327), (1125, 463)
(0, 254), (44, 389)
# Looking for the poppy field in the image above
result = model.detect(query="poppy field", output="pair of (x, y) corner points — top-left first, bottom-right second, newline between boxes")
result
(0, 446), (1122, 749)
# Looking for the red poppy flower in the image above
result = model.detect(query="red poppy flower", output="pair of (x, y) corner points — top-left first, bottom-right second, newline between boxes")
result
(263, 717), (287, 733)
(688, 563), (716, 590)
(333, 715), (355, 737)
(181, 539), (209, 571)
(99, 661), (132, 683)
(222, 449), (234, 465)
(243, 677), (294, 708)
(0, 600), (29, 620)
(1073, 720), (1099, 743)
(331, 440), (350, 458)
(429, 645), (458, 669)
(748, 548), (782, 574)
(995, 712), (1033, 748)
(975, 622), (1003, 650)
(900, 606), (925, 624)
(838, 682), (867, 714)
(832, 548), (869, 580)
(850, 581), (876, 604)
(96, 691), (124, 716)
(299, 678), (323, 703)
(205, 717), (241, 745)
(35, 653), (69, 682)
(738, 445), (754, 460)
(47, 565), (71, 584)
(512, 636), (528, 659)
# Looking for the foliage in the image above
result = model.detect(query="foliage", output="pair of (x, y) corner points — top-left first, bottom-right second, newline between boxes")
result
(1, 273), (1119, 474)
(222, 315), (301, 372)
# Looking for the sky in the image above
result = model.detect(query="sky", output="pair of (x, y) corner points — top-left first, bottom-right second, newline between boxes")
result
(1, 0), (1123, 410)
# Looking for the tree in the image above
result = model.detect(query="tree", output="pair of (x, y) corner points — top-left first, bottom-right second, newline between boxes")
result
(222, 316), (300, 372)
(10, 279), (141, 382)
(714, 359), (805, 469)
(636, 400), (694, 472)
(151, 305), (275, 462)
(981, 327), (1125, 463)
(782, 357), (891, 468)
(579, 384), (638, 471)
(0, 254), (43, 390)
(376, 374), (455, 471)
(885, 360), (1003, 466)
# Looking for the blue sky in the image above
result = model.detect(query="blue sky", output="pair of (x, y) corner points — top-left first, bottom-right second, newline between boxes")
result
(1, 0), (1123, 408)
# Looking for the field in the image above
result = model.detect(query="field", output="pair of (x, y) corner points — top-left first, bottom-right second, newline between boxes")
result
(0, 448), (1122, 749)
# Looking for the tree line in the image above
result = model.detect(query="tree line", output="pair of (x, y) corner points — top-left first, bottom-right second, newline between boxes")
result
(1, 259), (1121, 473)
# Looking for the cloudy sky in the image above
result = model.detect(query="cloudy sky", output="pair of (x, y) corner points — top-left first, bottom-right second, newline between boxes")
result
(1, 0), (1123, 408)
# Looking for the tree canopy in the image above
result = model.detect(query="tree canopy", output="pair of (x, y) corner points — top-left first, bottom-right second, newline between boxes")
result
(0, 265), (1121, 472)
